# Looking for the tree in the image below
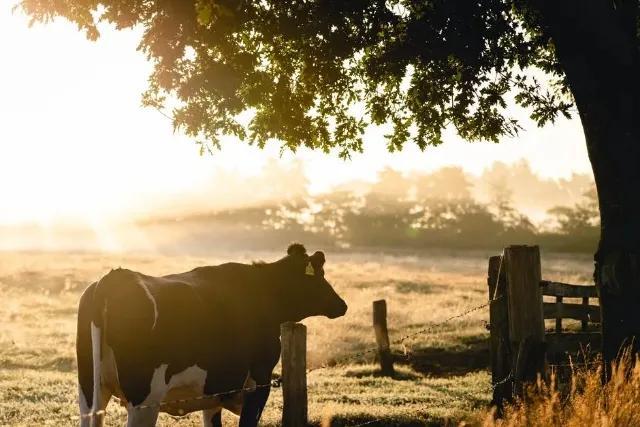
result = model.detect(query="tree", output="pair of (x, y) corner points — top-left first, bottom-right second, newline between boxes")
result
(413, 166), (472, 200)
(549, 187), (600, 236)
(18, 0), (640, 371)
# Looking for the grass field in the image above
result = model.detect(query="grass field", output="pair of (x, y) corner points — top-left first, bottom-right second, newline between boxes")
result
(0, 248), (594, 426)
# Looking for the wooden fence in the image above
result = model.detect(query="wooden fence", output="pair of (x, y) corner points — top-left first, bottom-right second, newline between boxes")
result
(280, 245), (601, 420)
(488, 245), (601, 405)
(279, 299), (397, 425)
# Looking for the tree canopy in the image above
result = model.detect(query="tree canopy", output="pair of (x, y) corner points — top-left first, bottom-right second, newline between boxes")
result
(19, 0), (574, 157)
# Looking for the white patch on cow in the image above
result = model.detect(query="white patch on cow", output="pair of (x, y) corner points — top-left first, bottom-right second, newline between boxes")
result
(117, 363), (257, 418)
(100, 340), (119, 393)
(131, 364), (208, 410)
(126, 406), (160, 427)
(167, 365), (208, 390)
(135, 278), (158, 330)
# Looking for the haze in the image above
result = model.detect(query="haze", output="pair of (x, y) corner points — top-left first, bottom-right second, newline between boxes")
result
(0, 5), (593, 250)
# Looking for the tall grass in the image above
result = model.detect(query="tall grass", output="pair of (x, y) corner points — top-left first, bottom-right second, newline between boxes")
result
(482, 355), (640, 426)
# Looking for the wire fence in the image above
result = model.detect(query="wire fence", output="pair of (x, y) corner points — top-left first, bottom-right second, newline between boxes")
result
(81, 297), (498, 422)
(80, 292), (607, 425)
(85, 294), (606, 424)
(306, 299), (495, 377)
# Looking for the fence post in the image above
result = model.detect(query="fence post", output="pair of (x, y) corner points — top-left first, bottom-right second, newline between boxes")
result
(373, 299), (395, 376)
(555, 296), (563, 333)
(281, 322), (307, 427)
(582, 297), (589, 331)
(488, 255), (512, 408)
(503, 245), (546, 397)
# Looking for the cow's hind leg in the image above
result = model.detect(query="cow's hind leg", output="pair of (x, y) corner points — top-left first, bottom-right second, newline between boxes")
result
(202, 408), (223, 427)
(79, 385), (111, 427)
(126, 406), (160, 427)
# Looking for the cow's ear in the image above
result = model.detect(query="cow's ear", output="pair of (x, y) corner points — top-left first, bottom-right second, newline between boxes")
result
(287, 243), (307, 256)
(310, 251), (325, 270)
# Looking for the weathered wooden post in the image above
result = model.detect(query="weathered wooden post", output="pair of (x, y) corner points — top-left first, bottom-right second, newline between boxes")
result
(503, 245), (546, 397)
(281, 322), (307, 427)
(555, 295), (563, 333)
(373, 299), (394, 376)
(581, 296), (589, 331)
(488, 255), (512, 408)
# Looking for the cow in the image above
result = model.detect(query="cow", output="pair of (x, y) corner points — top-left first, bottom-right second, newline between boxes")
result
(76, 244), (347, 427)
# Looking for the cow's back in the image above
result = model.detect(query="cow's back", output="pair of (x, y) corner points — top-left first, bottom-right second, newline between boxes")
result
(94, 266), (259, 406)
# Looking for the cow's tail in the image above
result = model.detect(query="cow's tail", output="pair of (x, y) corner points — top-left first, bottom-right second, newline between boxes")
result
(76, 283), (104, 427)
(90, 272), (112, 423)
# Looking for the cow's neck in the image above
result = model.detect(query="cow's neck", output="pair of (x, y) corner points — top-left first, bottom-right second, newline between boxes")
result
(237, 263), (300, 328)
(257, 264), (310, 325)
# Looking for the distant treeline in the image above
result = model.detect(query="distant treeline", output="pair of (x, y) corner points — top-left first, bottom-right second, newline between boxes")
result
(141, 168), (599, 254)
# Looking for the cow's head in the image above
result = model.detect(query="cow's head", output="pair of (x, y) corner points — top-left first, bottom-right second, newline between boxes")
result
(277, 243), (347, 322)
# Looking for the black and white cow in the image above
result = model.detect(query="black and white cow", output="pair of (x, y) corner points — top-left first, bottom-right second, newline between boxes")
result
(77, 244), (347, 427)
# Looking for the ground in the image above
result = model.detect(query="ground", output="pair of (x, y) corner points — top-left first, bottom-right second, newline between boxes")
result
(0, 248), (594, 426)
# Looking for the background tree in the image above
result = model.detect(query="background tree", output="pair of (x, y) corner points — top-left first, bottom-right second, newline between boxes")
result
(549, 187), (600, 237)
(19, 0), (640, 371)
(414, 167), (472, 201)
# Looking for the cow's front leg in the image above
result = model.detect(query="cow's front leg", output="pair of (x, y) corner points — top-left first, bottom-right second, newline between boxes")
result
(202, 408), (222, 427)
(238, 377), (271, 427)
(239, 334), (280, 427)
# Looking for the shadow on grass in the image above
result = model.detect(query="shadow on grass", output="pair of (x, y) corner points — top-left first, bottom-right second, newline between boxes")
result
(343, 368), (421, 381)
(311, 416), (454, 427)
(393, 281), (450, 295)
(397, 335), (489, 377)
(352, 280), (449, 295)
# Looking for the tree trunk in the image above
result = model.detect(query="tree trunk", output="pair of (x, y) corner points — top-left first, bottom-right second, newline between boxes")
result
(537, 0), (640, 376)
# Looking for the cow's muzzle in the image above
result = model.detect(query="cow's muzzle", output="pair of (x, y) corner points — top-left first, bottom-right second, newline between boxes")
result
(327, 299), (348, 319)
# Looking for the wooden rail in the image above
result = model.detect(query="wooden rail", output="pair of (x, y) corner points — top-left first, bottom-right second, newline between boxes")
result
(543, 302), (600, 323)
(540, 280), (598, 298)
(545, 332), (601, 355)
(539, 280), (600, 332)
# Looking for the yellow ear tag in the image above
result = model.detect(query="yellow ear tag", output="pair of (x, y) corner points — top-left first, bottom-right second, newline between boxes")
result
(305, 263), (315, 276)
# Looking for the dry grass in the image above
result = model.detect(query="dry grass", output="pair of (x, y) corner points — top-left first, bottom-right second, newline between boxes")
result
(481, 355), (640, 427)
(0, 249), (593, 426)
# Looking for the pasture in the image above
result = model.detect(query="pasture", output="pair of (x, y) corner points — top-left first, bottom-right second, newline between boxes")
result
(0, 249), (593, 426)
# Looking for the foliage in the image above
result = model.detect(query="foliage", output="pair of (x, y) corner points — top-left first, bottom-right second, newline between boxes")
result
(534, 187), (599, 252)
(130, 164), (598, 253)
(548, 188), (599, 235)
(151, 187), (598, 253)
(259, 192), (539, 249)
(18, 0), (573, 156)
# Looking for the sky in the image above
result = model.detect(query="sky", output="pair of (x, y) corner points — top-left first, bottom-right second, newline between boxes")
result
(0, 4), (593, 227)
